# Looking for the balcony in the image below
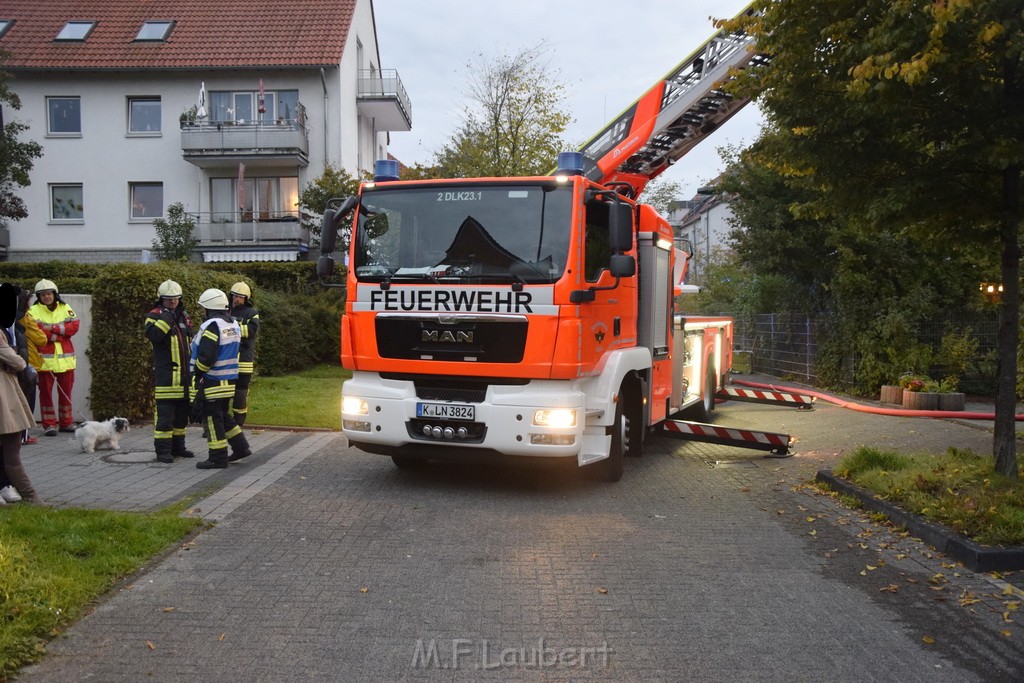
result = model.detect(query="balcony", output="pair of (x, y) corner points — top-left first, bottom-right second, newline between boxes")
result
(191, 211), (309, 262)
(357, 69), (412, 131)
(182, 120), (309, 168)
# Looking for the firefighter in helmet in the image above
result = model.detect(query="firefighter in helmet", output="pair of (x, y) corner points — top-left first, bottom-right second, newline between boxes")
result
(191, 288), (251, 469)
(28, 279), (80, 435)
(229, 282), (259, 430)
(144, 280), (195, 463)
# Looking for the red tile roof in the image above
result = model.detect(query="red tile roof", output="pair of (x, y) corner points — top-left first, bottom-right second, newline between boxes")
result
(0, 0), (357, 69)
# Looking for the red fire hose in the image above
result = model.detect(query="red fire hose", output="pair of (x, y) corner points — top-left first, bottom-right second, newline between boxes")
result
(731, 379), (1024, 421)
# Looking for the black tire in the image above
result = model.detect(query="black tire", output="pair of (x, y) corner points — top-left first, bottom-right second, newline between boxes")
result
(597, 399), (625, 482)
(624, 387), (643, 458)
(701, 366), (717, 418)
(688, 366), (716, 423)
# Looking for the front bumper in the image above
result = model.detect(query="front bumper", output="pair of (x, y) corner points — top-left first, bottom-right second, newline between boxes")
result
(340, 372), (586, 459)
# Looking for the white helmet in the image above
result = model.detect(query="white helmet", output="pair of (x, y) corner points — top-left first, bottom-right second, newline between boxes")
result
(35, 279), (58, 295)
(198, 288), (229, 311)
(158, 279), (182, 298)
(230, 282), (251, 299)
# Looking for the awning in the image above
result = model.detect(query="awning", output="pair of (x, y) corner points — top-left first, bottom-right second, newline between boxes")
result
(202, 250), (298, 263)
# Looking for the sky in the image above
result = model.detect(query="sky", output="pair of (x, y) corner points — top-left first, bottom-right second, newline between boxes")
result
(372, 0), (766, 199)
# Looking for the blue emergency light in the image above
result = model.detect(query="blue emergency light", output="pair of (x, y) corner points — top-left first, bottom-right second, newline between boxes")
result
(556, 151), (584, 176)
(374, 159), (400, 182)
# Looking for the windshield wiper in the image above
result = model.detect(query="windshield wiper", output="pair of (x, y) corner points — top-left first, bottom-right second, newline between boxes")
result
(380, 270), (440, 290)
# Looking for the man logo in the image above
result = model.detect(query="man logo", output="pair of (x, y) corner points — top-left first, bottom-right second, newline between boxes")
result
(422, 329), (474, 343)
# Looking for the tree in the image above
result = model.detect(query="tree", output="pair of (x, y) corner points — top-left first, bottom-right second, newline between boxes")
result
(432, 43), (571, 177)
(0, 51), (43, 225)
(151, 203), (197, 261)
(730, 0), (1023, 476)
(297, 164), (362, 249)
(638, 178), (684, 216)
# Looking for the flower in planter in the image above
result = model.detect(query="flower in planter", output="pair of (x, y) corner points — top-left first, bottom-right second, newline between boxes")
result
(898, 373), (931, 392)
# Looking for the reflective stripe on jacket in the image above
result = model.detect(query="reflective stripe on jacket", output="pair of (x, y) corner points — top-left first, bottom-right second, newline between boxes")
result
(28, 301), (79, 373)
(145, 304), (193, 401)
(190, 314), (241, 399)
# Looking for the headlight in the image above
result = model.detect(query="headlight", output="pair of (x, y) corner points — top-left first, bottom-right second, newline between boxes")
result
(533, 408), (576, 428)
(342, 396), (369, 416)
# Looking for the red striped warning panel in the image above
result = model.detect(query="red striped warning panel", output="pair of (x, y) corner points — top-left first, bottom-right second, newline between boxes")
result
(661, 419), (792, 455)
(717, 386), (815, 408)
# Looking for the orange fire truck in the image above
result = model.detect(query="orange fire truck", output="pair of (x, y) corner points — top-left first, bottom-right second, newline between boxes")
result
(318, 3), (789, 480)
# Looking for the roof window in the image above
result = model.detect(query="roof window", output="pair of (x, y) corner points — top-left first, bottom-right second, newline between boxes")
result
(0, 20), (14, 39)
(55, 21), (96, 41)
(135, 21), (174, 42)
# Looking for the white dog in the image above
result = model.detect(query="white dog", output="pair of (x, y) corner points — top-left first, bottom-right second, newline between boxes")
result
(74, 417), (130, 454)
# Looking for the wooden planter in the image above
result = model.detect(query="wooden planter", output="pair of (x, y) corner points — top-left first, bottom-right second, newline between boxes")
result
(903, 391), (940, 410)
(880, 385), (903, 405)
(937, 392), (966, 411)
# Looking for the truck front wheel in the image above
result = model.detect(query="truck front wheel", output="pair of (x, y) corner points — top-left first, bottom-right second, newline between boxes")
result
(596, 399), (626, 482)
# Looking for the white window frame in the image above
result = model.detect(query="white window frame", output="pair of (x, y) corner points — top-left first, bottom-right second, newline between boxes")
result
(46, 96), (82, 136)
(50, 184), (84, 222)
(130, 182), (163, 220)
(128, 97), (161, 135)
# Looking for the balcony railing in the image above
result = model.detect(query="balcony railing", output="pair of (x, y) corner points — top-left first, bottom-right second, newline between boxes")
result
(181, 119), (309, 168)
(357, 68), (412, 131)
(190, 211), (309, 244)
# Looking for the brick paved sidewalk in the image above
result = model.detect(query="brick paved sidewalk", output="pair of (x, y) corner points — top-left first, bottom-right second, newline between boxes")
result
(17, 421), (343, 516)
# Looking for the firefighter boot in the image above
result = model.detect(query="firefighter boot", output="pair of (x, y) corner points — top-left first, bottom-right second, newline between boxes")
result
(172, 435), (194, 459)
(155, 439), (174, 464)
(196, 448), (228, 469)
(227, 433), (252, 462)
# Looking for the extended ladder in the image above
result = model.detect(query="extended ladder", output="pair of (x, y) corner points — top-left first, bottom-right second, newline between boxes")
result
(577, 1), (768, 197)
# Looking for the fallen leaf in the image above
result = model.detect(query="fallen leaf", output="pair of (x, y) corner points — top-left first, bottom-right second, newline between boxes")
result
(597, 587), (608, 594)
(1001, 629), (1012, 637)
(360, 587), (369, 593)
(162, 607), (175, 613)
(218, 633), (226, 641)
(880, 585), (899, 593)
(808, 530), (817, 536)
(806, 517), (816, 523)
(591, 553), (599, 558)
(146, 641), (156, 650)
(866, 565), (877, 571)
(922, 635), (935, 644)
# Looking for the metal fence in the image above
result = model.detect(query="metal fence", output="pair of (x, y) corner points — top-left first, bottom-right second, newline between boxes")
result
(732, 313), (1001, 395)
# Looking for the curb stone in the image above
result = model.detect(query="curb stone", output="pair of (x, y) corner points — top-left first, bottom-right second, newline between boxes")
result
(816, 469), (1024, 572)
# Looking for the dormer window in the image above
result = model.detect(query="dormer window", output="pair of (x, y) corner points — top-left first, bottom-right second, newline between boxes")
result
(135, 21), (174, 42)
(0, 20), (14, 39)
(55, 21), (96, 41)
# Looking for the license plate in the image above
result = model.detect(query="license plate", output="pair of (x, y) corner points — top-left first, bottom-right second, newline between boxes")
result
(416, 402), (475, 421)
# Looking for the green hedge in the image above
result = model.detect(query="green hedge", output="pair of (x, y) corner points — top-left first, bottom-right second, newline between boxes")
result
(0, 262), (346, 421)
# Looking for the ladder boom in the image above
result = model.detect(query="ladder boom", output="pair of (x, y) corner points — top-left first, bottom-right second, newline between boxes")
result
(577, 2), (768, 197)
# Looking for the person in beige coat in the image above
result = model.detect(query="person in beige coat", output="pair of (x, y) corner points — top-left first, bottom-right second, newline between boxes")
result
(0, 282), (39, 503)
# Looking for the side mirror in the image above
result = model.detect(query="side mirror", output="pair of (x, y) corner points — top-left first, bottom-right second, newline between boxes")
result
(610, 254), (636, 277)
(320, 196), (358, 255)
(608, 202), (633, 252)
(316, 255), (335, 278)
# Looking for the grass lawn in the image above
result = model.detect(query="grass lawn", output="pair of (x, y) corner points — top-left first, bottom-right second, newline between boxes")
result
(832, 446), (1024, 546)
(0, 503), (203, 676)
(0, 363), (351, 676)
(246, 363), (350, 430)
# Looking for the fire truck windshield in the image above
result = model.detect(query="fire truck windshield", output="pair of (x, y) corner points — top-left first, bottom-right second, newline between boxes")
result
(353, 183), (573, 284)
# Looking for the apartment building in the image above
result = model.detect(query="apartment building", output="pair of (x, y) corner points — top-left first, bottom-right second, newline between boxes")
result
(0, 0), (410, 263)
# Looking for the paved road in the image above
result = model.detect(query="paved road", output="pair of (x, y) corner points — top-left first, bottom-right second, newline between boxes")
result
(15, 384), (1024, 681)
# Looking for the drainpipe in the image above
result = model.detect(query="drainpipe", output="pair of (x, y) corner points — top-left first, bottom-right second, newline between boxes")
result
(320, 67), (329, 163)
